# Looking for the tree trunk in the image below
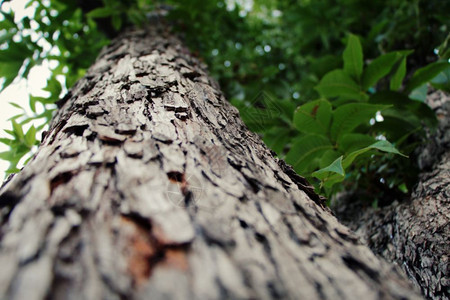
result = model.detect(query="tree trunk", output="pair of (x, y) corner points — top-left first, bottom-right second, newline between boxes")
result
(0, 22), (421, 299)
(333, 90), (450, 300)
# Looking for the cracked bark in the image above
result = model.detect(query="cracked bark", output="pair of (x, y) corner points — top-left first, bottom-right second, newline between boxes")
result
(334, 90), (450, 300)
(0, 23), (422, 299)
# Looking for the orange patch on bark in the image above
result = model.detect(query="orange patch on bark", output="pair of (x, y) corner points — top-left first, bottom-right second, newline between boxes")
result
(120, 216), (190, 287)
(163, 248), (189, 271)
(120, 216), (155, 287)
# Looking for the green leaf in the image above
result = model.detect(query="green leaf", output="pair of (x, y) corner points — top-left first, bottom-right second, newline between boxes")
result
(398, 183), (408, 194)
(361, 52), (399, 90)
(342, 140), (406, 169)
(21, 59), (34, 80)
(390, 56), (407, 90)
(293, 99), (332, 135)
(343, 34), (363, 81)
(0, 15), (16, 31)
(318, 139), (406, 189)
(371, 115), (419, 141)
(312, 156), (344, 180)
(276, 99), (297, 121)
(127, 9), (147, 26)
(0, 151), (15, 162)
(0, 138), (13, 146)
(0, 42), (33, 62)
(8, 113), (24, 121)
(0, 31), (15, 45)
(43, 76), (62, 99)
(86, 7), (115, 18)
(19, 117), (34, 126)
(319, 149), (342, 168)
(409, 84), (428, 102)
(31, 95), (56, 105)
(29, 96), (37, 113)
(0, 146), (28, 163)
(430, 66), (450, 92)
(436, 33), (450, 60)
(315, 69), (363, 100)
(337, 133), (376, 153)
(25, 125), (36, 147)
(5, 166), (21, 174)
(405, 61), (450, 93)
(309, 54), (342, 78)
(8, 102), (23, 110)
(0, 61), (23, 92)
(111, 14), (122, 31)
(238, 105), (280, 132)
(367, 140), (406, 156)
(330, 103), (388, 141)
(11, 120), (24, 140)
(4, 129), (14, 137)
(285, 134), (333, 174)
(369, 91), (437, 128)
(263, 126), (292, 155)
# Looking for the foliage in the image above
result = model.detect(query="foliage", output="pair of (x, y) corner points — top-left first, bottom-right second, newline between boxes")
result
(0, 119), (38, 174)
(0, 0), (449, 205)
(0, 0), (110, 172)
(286, 34), (447, 198)
(85, 0), (152, 33)
(165, 0), (449, 201)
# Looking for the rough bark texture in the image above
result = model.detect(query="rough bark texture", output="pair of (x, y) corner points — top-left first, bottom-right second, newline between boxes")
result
(0, 22), (421, 299)
(333, 90), (450, 299)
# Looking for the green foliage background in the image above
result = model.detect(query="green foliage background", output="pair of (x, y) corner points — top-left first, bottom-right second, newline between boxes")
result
(1, 0), (449, 205)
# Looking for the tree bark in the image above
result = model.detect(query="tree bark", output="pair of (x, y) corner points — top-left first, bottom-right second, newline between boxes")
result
(333, 90), (450, 300)
(0, 22), (421, 299)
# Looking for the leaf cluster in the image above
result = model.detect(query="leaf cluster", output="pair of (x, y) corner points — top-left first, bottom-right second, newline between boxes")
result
(286, 34), (448, 199)
(0, 0), (109, 173)
(0, 118), (37, 174)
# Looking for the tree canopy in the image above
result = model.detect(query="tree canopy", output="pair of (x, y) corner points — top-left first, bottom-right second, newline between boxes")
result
(1, 0), (449, 204)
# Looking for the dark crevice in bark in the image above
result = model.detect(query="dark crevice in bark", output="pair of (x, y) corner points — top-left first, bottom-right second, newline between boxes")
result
(342, 255), (380, 283)
(62, 124), (89, 137)
(47, 119), (68, 145)
(0, 191), (20, 209)
(277, 159), (327, 209)
(314, 282), (327, 300)
(50, 171), (76, 194)
(292, 201), (327, 234)
(267, 281), (287, 299)
(283, 216), (307, 246)
(55, 91), (72, 109)
(242, 171), (261, 193)
(0, 191), (20, 227)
